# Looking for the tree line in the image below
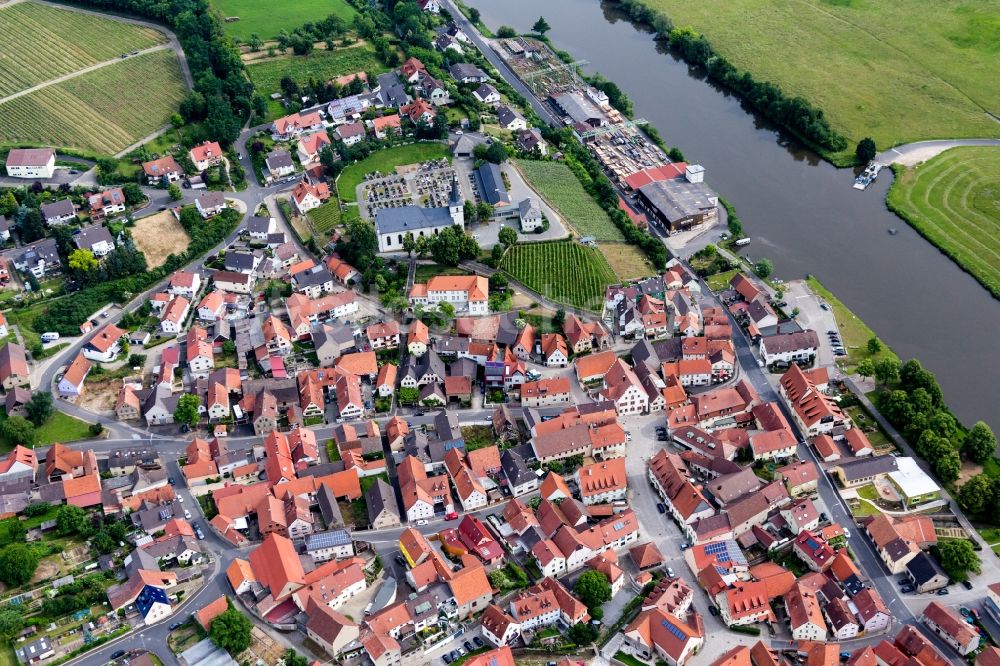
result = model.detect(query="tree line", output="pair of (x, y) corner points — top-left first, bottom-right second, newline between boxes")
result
(607, 0), (847, 154)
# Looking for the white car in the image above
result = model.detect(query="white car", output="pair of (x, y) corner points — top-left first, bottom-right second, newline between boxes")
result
(417, 519), (429, 526)
(184, 510), (192, 519)
(843, 528), (851, 539)
(176, 494), (184, 502)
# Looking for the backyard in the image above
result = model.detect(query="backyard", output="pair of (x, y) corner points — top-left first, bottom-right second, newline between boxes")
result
(514, 159), (623, 241)
(886, 147), (1000, 300)
(500, 240), (617, 312)
(132, 211), (192, 269)
(336, 142), (450, 203)
(639, 0), (1000, 162)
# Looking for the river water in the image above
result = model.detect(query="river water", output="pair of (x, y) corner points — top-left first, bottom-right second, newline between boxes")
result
(468, 0), (1000, 432)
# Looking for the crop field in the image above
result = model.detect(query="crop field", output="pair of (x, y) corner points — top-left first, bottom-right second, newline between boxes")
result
(640, 0), (1000, 158)
(247, 45), (386, 96)
(132, 210), (191, 268)
(500, 241), (617, 311)
(0, 50), (187, 154)
(309, 201), (342, 235)
(887, 147), (1000, 299)
(600, 242), (654, 281)
(337, 142), (450, 203)
(514, 159), (623, 241)
(212, 0), (357, 41)
(0, 1), (166, 98)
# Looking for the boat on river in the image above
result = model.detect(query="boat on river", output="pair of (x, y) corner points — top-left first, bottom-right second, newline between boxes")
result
(853, 161), (884, 190)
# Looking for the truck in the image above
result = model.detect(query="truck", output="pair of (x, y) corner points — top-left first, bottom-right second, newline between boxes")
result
(734, 238), (752, 247)
(41, 332), (60, 342)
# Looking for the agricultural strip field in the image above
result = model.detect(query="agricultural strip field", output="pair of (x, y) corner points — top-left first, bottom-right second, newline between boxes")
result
(131, 210), (191, 268)
(337, 142), (450, 203)
(247, 45), (386, 97)
(514, 159), (624, 242)
(600, 242), (655, 281)
(308, 201), (342, 236)
(638, 0), (1000, 159)
(212, 0), (357, 41)
(0, 50), (187, 155)
(886, 147), (1000, 299)
(0, 1), (166, 98)
(500, 241), (617, 311)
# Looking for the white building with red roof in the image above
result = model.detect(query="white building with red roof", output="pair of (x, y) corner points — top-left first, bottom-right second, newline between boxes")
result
(168, 270), (201, 299)
(297, 132), (331, 165)
(189, 141), (223, 171)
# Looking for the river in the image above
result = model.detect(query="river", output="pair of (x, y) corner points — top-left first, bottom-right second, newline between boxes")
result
(467, 0), (1000, 432)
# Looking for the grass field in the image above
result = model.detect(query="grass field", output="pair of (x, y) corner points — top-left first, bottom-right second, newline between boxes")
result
(640, 0), (1000, 159)
(0, 411), (91, 451)
(599, 242), (654, 280)
(247, 44), (386, 96)
(500, 241), (617, 311)
(133, 211), (191, 268)
(212, 0), (356, 41)
(514, 159), (623, 241)
(887, 147), (1000, 299)
(0, 50), (187, 154)
(0, 1), (166, 98)
(337, 142), (449, 203)
(806, 276), (897, 371)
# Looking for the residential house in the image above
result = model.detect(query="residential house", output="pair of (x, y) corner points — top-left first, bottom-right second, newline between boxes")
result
(142, 155), (182, 184)
(85, 188), (126, 221)
(40, 199), (77, 225)
(74, 225), (115, 257)
(291, 180), (331, 214)
(57, 353), (91, 397)
(82, 324), (126, 362)
(196, 191), (227, 218)
(922, 602), (979, 655)
(0, 343), (30, 390)
(265, 150), (295, 180)
(5, 148), (55, 179)
(297, 132), (332, 165)
(189, 141), (223, 171)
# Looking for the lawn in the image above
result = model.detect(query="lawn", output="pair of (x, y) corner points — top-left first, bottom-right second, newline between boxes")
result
(599, 242), (654, 281)
(514, 159), (623, 241)
(0, 1), (166, 98)
(0, 50), (187, 154)
(308, 201), (342, 236)
(0, 411), (92, 451)
(856, 484), (880, 501)
(500, 240), (617, 312)
(843, 404), (893, 451)
(638, 0), (1000, 161)
(887, 147), (1000, 299)
(211, 0), (356, 41)
(246, 44), (386, 97)
(337, 142), (449, 203)
(806, 276), (897, 372)
(413, 264), (470, 282)
(705, 268), (739, 292)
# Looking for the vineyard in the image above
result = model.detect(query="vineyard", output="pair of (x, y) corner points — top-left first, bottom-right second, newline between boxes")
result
(500, 241), (617, 312)
(0, 1), (166, 98)
(514, 159), (623, 242)
(0, 50), (187, 154)
(309, 201), (341, 236)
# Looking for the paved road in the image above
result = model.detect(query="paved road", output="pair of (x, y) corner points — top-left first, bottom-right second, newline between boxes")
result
(878, 138), (1000, 167)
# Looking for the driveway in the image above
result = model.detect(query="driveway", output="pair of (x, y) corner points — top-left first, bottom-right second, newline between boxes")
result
(784, 279), (841, 368)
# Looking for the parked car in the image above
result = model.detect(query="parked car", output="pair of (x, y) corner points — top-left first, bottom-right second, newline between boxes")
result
(656, 503), (666, 514)
(900, 584), (914, 594)
(168, 478), (176, 486)
(395, 554), (406, 566)
(111, 651), (126, 660)
(169, 622), (183, 631)
(473, 637), (483, 648)
(666, 567), (675, 577)
(962, 580), (973, 590)
(463, 642), (473, 652)
(708, 605), (719, 616)
(443, 654), (453, 664)
(417, 519), (428, 526)
(936, 587), (950, 596)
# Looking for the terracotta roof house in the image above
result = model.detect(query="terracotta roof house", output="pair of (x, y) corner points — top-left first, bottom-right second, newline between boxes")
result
(921, 601), (979, 655)
(0, 342), (30, 390)
(629, 542), (664, 571)
(622, 607), (704, 666)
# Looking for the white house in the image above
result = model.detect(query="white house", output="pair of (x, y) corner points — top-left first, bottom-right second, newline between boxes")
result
(5, 148), (55, 179)
(408, 275), (489, 316)
(74, 225), (115, 258)
(760, 330), (820, 366)
(196, 191), (227, 218)
(160, 297), (190, 334)
(169, 271), (202, 299)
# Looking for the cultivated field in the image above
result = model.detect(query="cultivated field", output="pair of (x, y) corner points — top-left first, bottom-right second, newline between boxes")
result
(641, 0), (1000, 156)
(212, 0), (356, 41)
(600, 242), (654, 281)
(0, 1), (166, 98)
(514, 159), (623, 241)
(0, 50), (187, 154)
(500, 241), (617, 311)
(887, 147), (1000, 299)
(337, 142), (449, 203)
(132, 210), (191, 268)
(247, 44), (386, 96)
(308, 201), (342, 236)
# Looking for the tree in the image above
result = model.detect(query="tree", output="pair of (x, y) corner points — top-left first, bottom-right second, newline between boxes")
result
(68, 249), (98, 274)
(122, 183), (144, 206)
(489, 273), (509, 291)
(128, 353), (146, 367)
(939, 539), (980, 582)
(56, 504), (89, 536)
(963, 421), (997, 464)
(403, 232), (416, 257)
(574, 570), (612, 610)
(532, 16), (551, 34)
(0, 544), (40, 587)
(856, 137), (877, 165)
(0, 608), (24, 639)
(856, 358), (875, 381)
(1, 416), (36, 447)
(248, 33), (263, 51)
(283, 651), (308, 666)
(496, 26), (517, 38)
(484, 142), (508, 164)
(438, 302), (456, 321)
(174, 393), (201, 428)
(468, 7), (480, 23)
(933, 447), (961, 484)
(873, 358), (899, 385)
(667, 147), (685, 162)
(553, 309), (566, 330)
(867, 337), (882, 354)
(753, 258), (773, 278)
(567, 622), (599, 646)
(476, 201), (493, 224)
(25, 391), (53, 427)
(168, 183), (183, 201)
(958, 474), (994, 514)
(498, 226), (518, 248)
(210, 607), (253, 654)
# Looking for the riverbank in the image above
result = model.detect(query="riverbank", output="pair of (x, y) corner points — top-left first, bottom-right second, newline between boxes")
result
(886, 147), (1000, 301)
(804, 276), (897, 373)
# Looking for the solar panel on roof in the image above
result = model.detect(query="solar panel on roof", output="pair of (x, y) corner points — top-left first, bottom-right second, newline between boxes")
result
(705, 542), (726, 555)
(614, 521), (624, 530)
(661, 619), (686, 639)
(306, 530), (352, 549)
